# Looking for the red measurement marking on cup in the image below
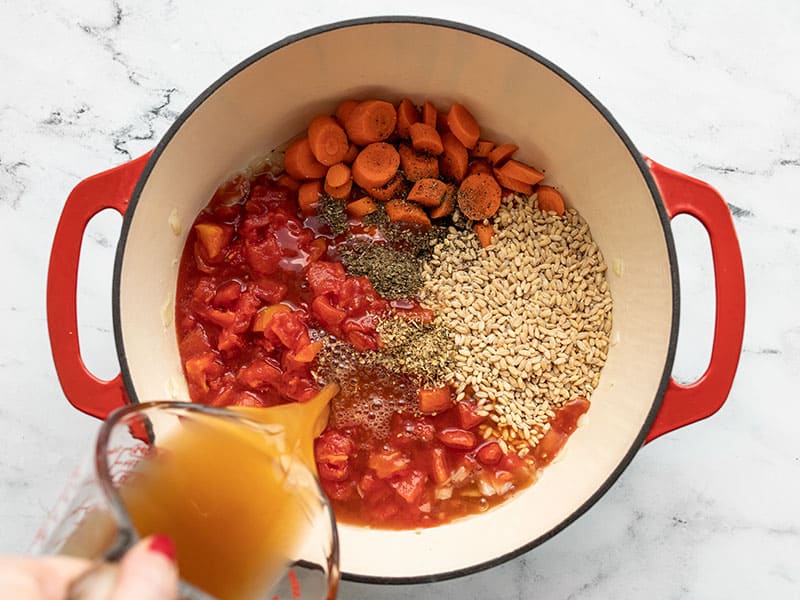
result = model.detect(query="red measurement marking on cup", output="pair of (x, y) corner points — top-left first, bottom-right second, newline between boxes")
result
(289, 569), (301, 599)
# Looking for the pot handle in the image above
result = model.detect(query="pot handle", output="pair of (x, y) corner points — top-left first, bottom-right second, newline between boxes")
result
(47, 153), (151, 420)
(643, 158), (745, 443)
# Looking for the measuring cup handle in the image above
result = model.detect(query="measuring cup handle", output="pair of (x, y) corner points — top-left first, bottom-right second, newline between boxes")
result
(47, 153), (151, 419)
(643, 157), (746, 443)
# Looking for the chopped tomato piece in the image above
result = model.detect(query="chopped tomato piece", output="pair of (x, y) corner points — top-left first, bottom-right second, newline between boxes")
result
(389, 470), (428, 505)
(293, 340), (324, 363)
(476, 441), (503, 465)
(306, 261), (347, 297)
(311, 295), (347, 327)
(212, 281), (242, 307)
(252, 303), (291, 332)
(532, 428), (569, 466)
(185, 352), (223, 393)
(436, 428), (477, 451)
(270, 311), (311, 352)
(245, 235), (281, 275)
(456, 400), (485, 430)
(236, 359), (282, 390)
(430, 447), (450, 484)
(418, 386), (453, 414)
(346, 330), (378, 351)
(368, 449), (411, 479)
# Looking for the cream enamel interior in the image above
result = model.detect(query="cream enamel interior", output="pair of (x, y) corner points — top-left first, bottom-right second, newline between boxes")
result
(117, 22), (674, 579)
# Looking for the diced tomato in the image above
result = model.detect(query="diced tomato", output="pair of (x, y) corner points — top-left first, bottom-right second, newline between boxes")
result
(280, 373), (319, 402)
(456, 400), (485, 430)
(236, 359), (282, 390)
(368, 449), (411, 479)
(430, 447), (450, 484)
(293, 340), (324, 363)
(306, 237), (328, 263)
(418, 387), (453, 414)
(212, 281), (242, 307)
(306, 261), (346, 297)
(476, 441), (503, 465)
(436, 428), (478, 451)
(346, 330), (377, 351)
(179, 327), (212, 357)
(315, 431), (355, 482)
(217, 329), (243, 354)
(321, 479), (355, 501)
(245, 235), (282, 275)
(311, 295), (346, 328)
(532, 428), (569, 466)
(270, 311), (311, 352)
(357, 472), (395, 504)
(198, 307), (236, 329)
(185, 352), (224, 393)
(389, 470), (428, 505)
(251, 278), (287, 304)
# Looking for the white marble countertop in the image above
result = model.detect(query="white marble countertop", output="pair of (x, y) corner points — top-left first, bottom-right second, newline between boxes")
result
(1, 1), (797, 598)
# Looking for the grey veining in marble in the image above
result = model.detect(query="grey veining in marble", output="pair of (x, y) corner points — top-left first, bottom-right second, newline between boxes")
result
(1, 1), (798, 598)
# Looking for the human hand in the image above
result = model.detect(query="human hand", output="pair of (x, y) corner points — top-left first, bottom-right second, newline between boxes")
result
(0, 534), (179, 600)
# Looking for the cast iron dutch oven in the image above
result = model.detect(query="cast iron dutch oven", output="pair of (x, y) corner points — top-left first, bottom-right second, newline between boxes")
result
(47, 17), (745, 583)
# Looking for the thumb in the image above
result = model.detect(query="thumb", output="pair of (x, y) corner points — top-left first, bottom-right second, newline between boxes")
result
(109, 535), (179, 600)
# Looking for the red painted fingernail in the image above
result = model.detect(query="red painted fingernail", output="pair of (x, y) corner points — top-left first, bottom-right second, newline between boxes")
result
(147, 534), (176, 562)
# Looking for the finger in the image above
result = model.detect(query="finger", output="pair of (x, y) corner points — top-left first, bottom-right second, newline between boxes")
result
(66, 562), (119, 600)
(0, 555), (92, 600)
(109, 535), (178, 600)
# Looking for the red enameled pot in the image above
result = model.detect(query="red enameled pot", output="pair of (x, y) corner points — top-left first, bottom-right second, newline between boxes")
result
(46, 17), (745, 583)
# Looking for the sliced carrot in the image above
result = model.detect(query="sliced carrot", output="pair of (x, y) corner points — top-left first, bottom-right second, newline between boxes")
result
(467, 159), (492, 176)
(308, 115), (349, 166)
(275, 173), (300, 192)
(428, 184), (456, 219)
(396, 98), (420, 138)
(346, 196), (379, 218)
(471, 140), (495, 158)
(343, 143), (358, 164)
(436, 112), (450, 134)
(325, 162), (351, 188)
(456, 173), (502, 221)
(398, 143), (439, 181)
(439, 132), (469, 182)
(335, 99), (359, 125)
(409, 122), (444, 155)
(422, 101), (437, 128)
(473, 222), (494, 248)
(351, 142), (400, 189)
(385, 199), (431, 227)
(446, 102), (480, 149)
(284, 137), (328, 180)
(536, 185), (566, 216)
(368, 172), (407, 201)
(344, 100), (397, 146)
(297, 180), (323, 215)
(324, 179), (352, 199)
(294, 340), (324, 363)
(493, 167), (533, 196)
(488, 143), (518, 166)
(497, 159), (545, 186)
(407, 178), (447, 207)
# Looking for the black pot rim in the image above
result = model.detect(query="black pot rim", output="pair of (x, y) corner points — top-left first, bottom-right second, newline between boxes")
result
(112, 15), (680, 586)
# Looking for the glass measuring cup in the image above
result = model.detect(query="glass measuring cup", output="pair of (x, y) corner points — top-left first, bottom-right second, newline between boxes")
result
(32, 389), (340, 600)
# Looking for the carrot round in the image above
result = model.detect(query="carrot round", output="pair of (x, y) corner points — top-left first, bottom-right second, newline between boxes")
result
(407, 178), (447, 207)
(446, 103), (480, 149)
(409, 122), (444, 155)
(471, 140), (495, 158)
(275, 173), (300, 192)
(344, 100), (397, 146)
(325, 162), (351, 188)
(473, 222), (494, 248)
(351, 142), (400, 189)
(436, 112), (450, 134)
(467, 160), (492, 176)
(422, 101), (437, 128)
(488, 143), (518, 166)
(428, 184), (456, 219)
(396, 98), (420, 138)
(457, 173), (502, 220)
(343, 143), (358, 164)
(497, 159), (544, 186)
(536, 185), (566, 216)
(308, 115), (349, 166)
(385, 199), (431, 228)
(346, 196), (379, 218)
(284, 137), (328, 180)
(297, 180), (322, 216)
(439, 132), (468, 182)
(368, 172), (406, 201)
(324, 179), (352, 199)
(335, 99), (359, 125)
(493, 167), (533, 196)
(398, 143), (439, 181)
